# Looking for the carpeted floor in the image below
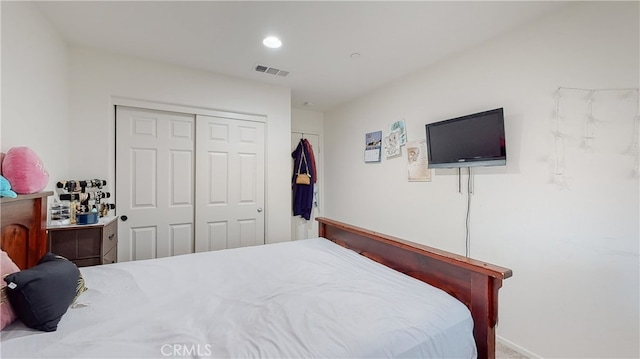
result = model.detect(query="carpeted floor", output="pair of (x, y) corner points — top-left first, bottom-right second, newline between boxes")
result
(496, 341), (529, 359)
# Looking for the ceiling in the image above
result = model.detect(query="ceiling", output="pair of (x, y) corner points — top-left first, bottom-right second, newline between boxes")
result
(35, 1), (568, 112)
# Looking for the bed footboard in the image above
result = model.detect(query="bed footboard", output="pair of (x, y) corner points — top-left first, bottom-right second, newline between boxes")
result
(317, 217), (512, 359)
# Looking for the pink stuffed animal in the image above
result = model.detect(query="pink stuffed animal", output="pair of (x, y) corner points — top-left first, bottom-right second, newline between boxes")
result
(1, 147), (49, 194)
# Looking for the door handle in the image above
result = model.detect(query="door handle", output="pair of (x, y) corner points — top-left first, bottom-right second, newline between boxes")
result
(120, 215), (128, 222)
(257, 208), (263, 213)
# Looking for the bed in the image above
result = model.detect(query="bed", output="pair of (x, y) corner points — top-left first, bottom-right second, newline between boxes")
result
(1, 202), (512, 358)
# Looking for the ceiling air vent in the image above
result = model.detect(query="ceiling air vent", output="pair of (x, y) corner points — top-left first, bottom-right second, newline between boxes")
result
(254, 64), (289, 77)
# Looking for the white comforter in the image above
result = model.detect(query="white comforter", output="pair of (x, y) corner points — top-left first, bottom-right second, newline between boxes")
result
(1, 238), (476, 358)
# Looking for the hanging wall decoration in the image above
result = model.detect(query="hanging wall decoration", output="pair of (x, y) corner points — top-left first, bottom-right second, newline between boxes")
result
(384, 129), (401, 158)
(389, 119), (407, 146)
(552, 86), (639, 189)
(407, 139), (431, 182)
(552, 88), (569, 189)
(364, 131), (382, 163)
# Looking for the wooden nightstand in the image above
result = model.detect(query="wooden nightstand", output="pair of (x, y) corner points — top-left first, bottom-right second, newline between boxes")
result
(47, 217), (118, 267)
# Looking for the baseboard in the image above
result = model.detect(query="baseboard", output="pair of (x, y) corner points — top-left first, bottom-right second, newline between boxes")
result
(497, 335), (542, 359)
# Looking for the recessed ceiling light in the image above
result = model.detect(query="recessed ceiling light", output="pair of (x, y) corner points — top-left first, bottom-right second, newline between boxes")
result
(263, 36), (282, 49)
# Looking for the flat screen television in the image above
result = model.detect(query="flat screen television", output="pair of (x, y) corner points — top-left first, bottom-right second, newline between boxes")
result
(425, 108), (506, 168)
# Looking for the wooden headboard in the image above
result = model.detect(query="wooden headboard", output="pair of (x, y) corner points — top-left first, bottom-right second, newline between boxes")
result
(317, 217), (512, 359)
(0, 191), (52, 269)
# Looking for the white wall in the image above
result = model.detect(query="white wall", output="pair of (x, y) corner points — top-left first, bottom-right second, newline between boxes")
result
(292, 108), (324, 135)
(324, 2), (639, 358)
(1, 1), (69, 191)
(68, 47), (292, 246)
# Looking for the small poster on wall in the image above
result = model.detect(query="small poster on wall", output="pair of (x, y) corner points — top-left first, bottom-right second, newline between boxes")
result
(407, 139), (431, 182)
(389, 120), (407, 146)
(364, 131), (382, 163)
(384, 129), (401, 158)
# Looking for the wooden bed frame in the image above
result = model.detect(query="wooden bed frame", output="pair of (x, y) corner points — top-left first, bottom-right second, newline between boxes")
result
(1, 192), (52, 269)
(1, 201), (510, 359)
(317, 217), (512, 359)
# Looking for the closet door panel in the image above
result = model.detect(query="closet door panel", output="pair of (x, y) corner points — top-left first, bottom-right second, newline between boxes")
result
(116, 106), (195, 262)
(195, 115), (265, 252)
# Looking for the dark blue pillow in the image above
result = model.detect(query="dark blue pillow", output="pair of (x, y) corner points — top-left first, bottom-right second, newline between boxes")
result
(3, 253), (80, 332)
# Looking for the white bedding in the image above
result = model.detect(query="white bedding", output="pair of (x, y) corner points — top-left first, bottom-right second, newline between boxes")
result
(1, 238), (476, 358)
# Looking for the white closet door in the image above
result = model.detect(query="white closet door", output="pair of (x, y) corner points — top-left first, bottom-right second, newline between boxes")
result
(195, 115), (265, 251)
(115, 106), (195, 262)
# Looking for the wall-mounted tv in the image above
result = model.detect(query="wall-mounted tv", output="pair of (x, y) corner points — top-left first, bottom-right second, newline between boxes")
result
(425, 108), (506, 168)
